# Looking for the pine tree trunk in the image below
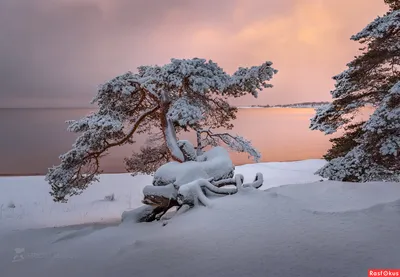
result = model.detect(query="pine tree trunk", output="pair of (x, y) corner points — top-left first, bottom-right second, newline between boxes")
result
(196, 130), (204, 156)
(159, 97), (185, 163)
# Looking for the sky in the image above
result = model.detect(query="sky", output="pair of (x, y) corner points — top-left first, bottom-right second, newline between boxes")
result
(0, 0), (388, 108)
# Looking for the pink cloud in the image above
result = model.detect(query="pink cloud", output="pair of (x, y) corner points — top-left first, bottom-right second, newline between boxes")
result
(0, 0), (388, 107)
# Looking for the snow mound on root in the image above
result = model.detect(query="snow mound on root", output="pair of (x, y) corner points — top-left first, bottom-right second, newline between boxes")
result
(142, 184), (177, 199)
(153, 146), (234, 187)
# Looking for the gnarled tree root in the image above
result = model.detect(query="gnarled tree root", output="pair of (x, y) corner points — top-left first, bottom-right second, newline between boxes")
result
(134, 172), (264, 223)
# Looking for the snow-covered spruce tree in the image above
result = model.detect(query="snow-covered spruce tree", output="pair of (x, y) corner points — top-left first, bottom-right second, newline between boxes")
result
(46, 58), (277, 215)
(310, 2), (399, 181)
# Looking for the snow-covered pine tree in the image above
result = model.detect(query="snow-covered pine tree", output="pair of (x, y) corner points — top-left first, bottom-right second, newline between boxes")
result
(316, 82), (400, 181)
(385, 0), (400, 10)
(310, 1), (399, 181)
(46, 58), (277, 202)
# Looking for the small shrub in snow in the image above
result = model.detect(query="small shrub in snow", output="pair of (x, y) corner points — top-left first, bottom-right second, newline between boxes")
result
(104, 193), (115, 202)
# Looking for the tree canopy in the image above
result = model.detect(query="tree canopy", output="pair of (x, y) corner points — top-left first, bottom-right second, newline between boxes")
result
(310, 2), (399, 181)
(46, 58), (277, 202)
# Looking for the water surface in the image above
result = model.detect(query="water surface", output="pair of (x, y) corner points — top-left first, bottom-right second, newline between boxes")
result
(0, 108), (345, 175)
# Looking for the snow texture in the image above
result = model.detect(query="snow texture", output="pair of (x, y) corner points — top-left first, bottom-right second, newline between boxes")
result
(230, 61), (277, 98)
(167, 97), (204, 127)
(153, 146), (234, 187)
(176, 177), (240, 207)
(142, 184), (177, 199)
(243, 172), (263, 189)
(316, 148), (388, 182)
(351, 10), (400, 40)
(1, 159), (400, 277)
(365, 81), (400, 130)
(164, 117), (185, 162)
(130, 58), (276, 99)
(309, 104), (348, 134)
(177, 179), (214, 207)
(330, 67), (360, 99)
(364, 81), (400, 156)
(177, 140), (197, 161)
(121, 205), (154, 223)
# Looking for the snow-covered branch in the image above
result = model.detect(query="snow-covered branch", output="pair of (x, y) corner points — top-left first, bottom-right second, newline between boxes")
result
(47, 105), (160, 202)
(351, 10), (400, 41)
(226, 61), (278, 98)
(317, 82), (400, 182)
(197, 129), (261, 162)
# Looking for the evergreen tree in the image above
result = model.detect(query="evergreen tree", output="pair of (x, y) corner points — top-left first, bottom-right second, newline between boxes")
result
(310, 1), (399, 181)
(46, 58), (277, 202)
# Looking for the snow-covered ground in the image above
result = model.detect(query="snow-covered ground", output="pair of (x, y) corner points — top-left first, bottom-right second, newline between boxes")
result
(1, 159), (400, 277)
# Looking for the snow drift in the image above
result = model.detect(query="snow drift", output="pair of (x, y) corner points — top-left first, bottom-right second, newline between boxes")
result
(1, 159), (399, 277)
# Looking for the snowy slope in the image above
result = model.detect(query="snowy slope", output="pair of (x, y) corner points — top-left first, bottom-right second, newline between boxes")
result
(1, 159), (400, 277)
(0, 159), (325, 230)
(0, 174), (152, 230)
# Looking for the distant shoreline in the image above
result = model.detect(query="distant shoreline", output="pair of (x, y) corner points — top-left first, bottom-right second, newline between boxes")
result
(238, 102), (330, 109)
(0, 107), (95, 109)
(1, 102), (331, 110)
